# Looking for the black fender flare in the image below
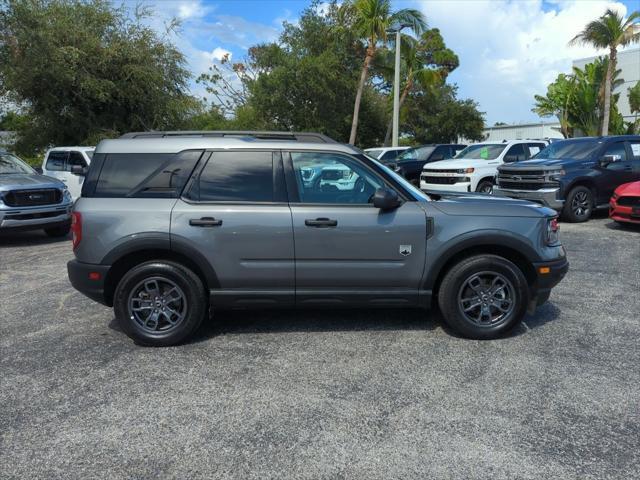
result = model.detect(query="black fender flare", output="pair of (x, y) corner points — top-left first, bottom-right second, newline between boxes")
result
(100, 232), (219, 289)
(423, 231), (541, 291)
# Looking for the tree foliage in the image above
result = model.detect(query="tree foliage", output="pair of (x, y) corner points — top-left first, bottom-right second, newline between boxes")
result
(404, 85), (485, 143)
(569, 8), (640, 135)
(533, 57), (626, 137)
(0, 0), (199, 154)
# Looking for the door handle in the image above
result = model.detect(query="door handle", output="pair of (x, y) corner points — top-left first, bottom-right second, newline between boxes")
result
(305, 217), (338, 227)
(189, 217), (223, 227)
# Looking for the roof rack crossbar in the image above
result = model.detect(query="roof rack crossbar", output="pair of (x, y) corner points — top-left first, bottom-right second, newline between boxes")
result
(119, 131), (338, 143)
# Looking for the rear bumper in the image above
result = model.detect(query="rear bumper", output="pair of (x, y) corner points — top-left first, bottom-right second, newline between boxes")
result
(67, 260), (111, 306)
(529, 257), (569, 310)
(494, 187), (564, 210)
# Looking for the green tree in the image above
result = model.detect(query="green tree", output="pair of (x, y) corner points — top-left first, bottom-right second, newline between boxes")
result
(338, 0), (426, 145)
(533, 73), (576, 138)
(0, 0), (198, 154)
(404, 85), (485, 143)
(569, 8), (640, 135)
(629, 81), (640, 119)
(197, 2), (388, 146)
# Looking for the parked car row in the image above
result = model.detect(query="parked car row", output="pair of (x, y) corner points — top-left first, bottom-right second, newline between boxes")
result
(368, 135), (640, 223)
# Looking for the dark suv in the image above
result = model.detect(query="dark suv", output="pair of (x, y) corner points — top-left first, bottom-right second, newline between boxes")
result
(390, 144), (466, 186)
(67, 131), (567, 346)
(494, 136), (640, 222)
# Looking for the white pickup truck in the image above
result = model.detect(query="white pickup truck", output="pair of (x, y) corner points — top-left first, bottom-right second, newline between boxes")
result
(420, 140), (548, 194)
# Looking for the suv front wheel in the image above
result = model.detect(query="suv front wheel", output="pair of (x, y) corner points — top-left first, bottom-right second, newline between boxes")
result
(114, 261), (207, 346)
(438, 255), (529, 339)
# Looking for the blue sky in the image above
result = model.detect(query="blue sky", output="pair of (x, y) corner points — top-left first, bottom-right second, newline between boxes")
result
(138, 0), (640, 125)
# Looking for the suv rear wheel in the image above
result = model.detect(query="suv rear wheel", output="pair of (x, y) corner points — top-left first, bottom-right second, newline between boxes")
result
(114, 261), (207, 346)
(562, 186), (593, 222)
(437, 255), (529, 339)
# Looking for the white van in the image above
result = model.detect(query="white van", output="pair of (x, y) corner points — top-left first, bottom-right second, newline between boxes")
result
(419, 140), (547, 194)
(42, 147), (94, 200)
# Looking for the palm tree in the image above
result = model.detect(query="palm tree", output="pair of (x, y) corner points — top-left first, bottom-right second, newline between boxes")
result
(569, 9), (640, 135)
(340, 0), (426, 145)
(377, 30), (458, 145)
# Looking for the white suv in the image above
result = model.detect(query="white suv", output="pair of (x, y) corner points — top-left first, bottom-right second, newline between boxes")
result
(42, 147), (94, 200)
(420, 140), (547, 194)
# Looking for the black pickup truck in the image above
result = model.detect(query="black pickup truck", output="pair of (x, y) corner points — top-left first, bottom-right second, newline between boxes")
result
(494, 136), (640, 222)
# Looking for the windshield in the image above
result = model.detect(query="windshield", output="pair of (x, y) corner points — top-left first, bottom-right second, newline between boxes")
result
(398, 146), (435, 162)
(0, 153), (35, 174)
(455, 144), (506, 160)
(534, 139), (602, 160)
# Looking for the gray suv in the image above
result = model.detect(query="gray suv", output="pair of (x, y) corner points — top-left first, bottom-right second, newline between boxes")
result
(0, 151), (73, 236)
(67, 131), (568, 346)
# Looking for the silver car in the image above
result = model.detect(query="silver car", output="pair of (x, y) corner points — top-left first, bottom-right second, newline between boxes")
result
(67, 131), (568, 346)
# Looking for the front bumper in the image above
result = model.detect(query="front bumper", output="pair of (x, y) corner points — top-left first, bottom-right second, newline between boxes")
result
(67, 260), (112, 306)
(420, 181), (471, 193)
(528, 257), (569, 311)
(0, 203), (72, 231)
(609, 198), (640, 224)
(494, 186), (564, 210)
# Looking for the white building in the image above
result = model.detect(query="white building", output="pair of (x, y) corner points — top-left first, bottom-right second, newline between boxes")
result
(480, 122), (564, 142)
(572, 47), (640, 122)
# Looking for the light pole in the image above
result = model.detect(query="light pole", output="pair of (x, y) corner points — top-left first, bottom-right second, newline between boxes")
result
(389, 23), (410, 147)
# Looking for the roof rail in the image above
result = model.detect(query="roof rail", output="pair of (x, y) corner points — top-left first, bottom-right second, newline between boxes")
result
(119, 130), (338, 143)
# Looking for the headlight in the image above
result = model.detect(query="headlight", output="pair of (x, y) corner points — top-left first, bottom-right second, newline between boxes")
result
(457, 168), (474, 174)
(549, 169), (565, 182)
(546, 217), (560, 245)
(62, 187), (72, 201)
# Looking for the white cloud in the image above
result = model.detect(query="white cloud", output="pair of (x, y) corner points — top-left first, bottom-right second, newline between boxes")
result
(210, 47), (232, 61)
(416, 0), (630, 124)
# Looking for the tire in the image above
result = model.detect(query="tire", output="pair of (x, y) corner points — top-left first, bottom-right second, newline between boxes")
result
(44, 223), (71, 237)
(475, 180), (494, 194)
(113, 260), (207, 346)
(561, 186), (593, 222)
(437, 254), (529, 339)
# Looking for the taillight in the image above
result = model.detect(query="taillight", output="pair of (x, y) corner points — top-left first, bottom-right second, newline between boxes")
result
(546, 217), (559, 245)
(71, 212), (82, 250)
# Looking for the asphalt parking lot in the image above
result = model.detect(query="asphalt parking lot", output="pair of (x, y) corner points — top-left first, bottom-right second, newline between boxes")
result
(1, 213), (639, 479)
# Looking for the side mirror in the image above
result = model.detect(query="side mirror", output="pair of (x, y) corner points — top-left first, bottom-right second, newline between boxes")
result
(71, 165), (88, 176)
(34, 167), (43, 174)
(599, 154), (621, 167)
(503, 155), (517, 163)
(430, 154), (444, 161)
(372, 187), (401, 210)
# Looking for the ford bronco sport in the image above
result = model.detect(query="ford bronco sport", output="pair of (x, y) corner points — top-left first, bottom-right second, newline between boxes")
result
(67, 131), (568, 346)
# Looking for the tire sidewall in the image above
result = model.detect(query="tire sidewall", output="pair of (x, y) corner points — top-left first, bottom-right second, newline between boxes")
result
(438, 255), (529, 339)
(476, 180), (494, 194)
(114, 261), (206, 346)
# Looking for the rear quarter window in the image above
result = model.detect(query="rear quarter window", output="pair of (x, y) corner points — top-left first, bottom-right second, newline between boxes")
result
(92, 151), (203, 198)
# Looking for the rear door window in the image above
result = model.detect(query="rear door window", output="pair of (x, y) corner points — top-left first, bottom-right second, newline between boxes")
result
(526, 143), (545, 159)
(193, 151), (274, 202)
(68, 151), (87, 168)
(504, 144), (526, 162)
